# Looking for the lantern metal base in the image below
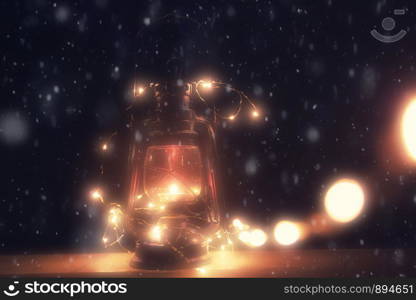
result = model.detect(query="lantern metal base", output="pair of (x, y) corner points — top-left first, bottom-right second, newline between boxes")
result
(130, 242), (208, 270)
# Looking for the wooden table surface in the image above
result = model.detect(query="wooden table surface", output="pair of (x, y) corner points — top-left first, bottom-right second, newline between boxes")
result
(0, 249), (414, 278)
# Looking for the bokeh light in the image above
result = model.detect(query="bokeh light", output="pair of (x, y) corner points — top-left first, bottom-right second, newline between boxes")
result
(108, 207), (122, 227)
(274, 220), (301, 246)
(324, 179), (365, 223)
(90, 189), (103, 202)
(0, 112), (29, 145)
(402, 99), (416, 161)
(200, 80), (213, 89)
(232, 218), (248, 231)
(133, 84), (145, 97)
(238, 228), (267, 247)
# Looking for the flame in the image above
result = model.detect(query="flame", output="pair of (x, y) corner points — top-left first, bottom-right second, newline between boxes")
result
(149, 225), (163, 243)
(168, 183), (181, 195)
(191, 186), (201, 196)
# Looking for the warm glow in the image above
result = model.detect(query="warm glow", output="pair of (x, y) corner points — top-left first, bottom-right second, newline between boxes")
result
(228, 115), (236, 120)
(232, 218), (243, 230)
(134, 85), (145, 97)
(168, 183), (181, 195)
(149, 225), (163, 243)
(238, 228), (267, 247)
(200, 80), (213, 89)
(402, 100), (416, 161)
(102, 143), (108, 151)
(191, 186), (201, 196)
(102, 237), (108, 244)
(144, 145), (202, 203)
(324, 179), (365, 223)
(147, 202), (165, 211)
(108, 207), (122, 226)
(232, 218), (248, 231)
(196, 267), (207, 274)
(274, 220), (301, 246)
(90, 189), (103, 202)
(155, 181), (200, 201)
(251, 110), (259, 118)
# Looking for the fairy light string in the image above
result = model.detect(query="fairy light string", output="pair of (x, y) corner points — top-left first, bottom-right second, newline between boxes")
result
(91, 79), (265, 255)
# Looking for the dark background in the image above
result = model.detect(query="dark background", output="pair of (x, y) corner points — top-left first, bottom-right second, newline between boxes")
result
(1, 0), (416, 254)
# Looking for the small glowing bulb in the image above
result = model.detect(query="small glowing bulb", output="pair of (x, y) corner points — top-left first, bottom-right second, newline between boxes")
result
(324, 179), (365, 223)
(102, 143), (108, 151)
(201, 81), (213, 89)
(147, 202), (155, 208)
(134, 85), (145, 97)
(274, 221), (301, 246)
(109, 215), (118, 226)
(90, 189), (102, 202)
(228, 115), (236, 120)
(252, 110), (259, 118)
(232, 218), (246, 231)
(108, 207), (122, 226)
(102, 237), (108, 244)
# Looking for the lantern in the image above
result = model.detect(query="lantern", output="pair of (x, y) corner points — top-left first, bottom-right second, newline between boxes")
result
(125, 82), (221, 269)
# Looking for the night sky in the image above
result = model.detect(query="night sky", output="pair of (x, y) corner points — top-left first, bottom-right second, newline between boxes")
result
(1, 0), (416, 255)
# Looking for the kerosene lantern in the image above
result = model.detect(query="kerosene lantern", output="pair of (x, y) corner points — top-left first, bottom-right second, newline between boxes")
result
(125, 81), (221, 269)
(91, 76), (265, 268)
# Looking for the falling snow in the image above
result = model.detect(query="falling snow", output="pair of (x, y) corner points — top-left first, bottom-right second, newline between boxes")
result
(0, 112), (29, 145)
(0, 1), (415, 272)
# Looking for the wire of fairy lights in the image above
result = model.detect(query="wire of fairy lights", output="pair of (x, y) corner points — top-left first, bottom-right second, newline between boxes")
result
(91, 79), (372, 269)
(89, 187), (268, 256)
(132, 79), (262, 121)
(92, 79), (265, 255)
